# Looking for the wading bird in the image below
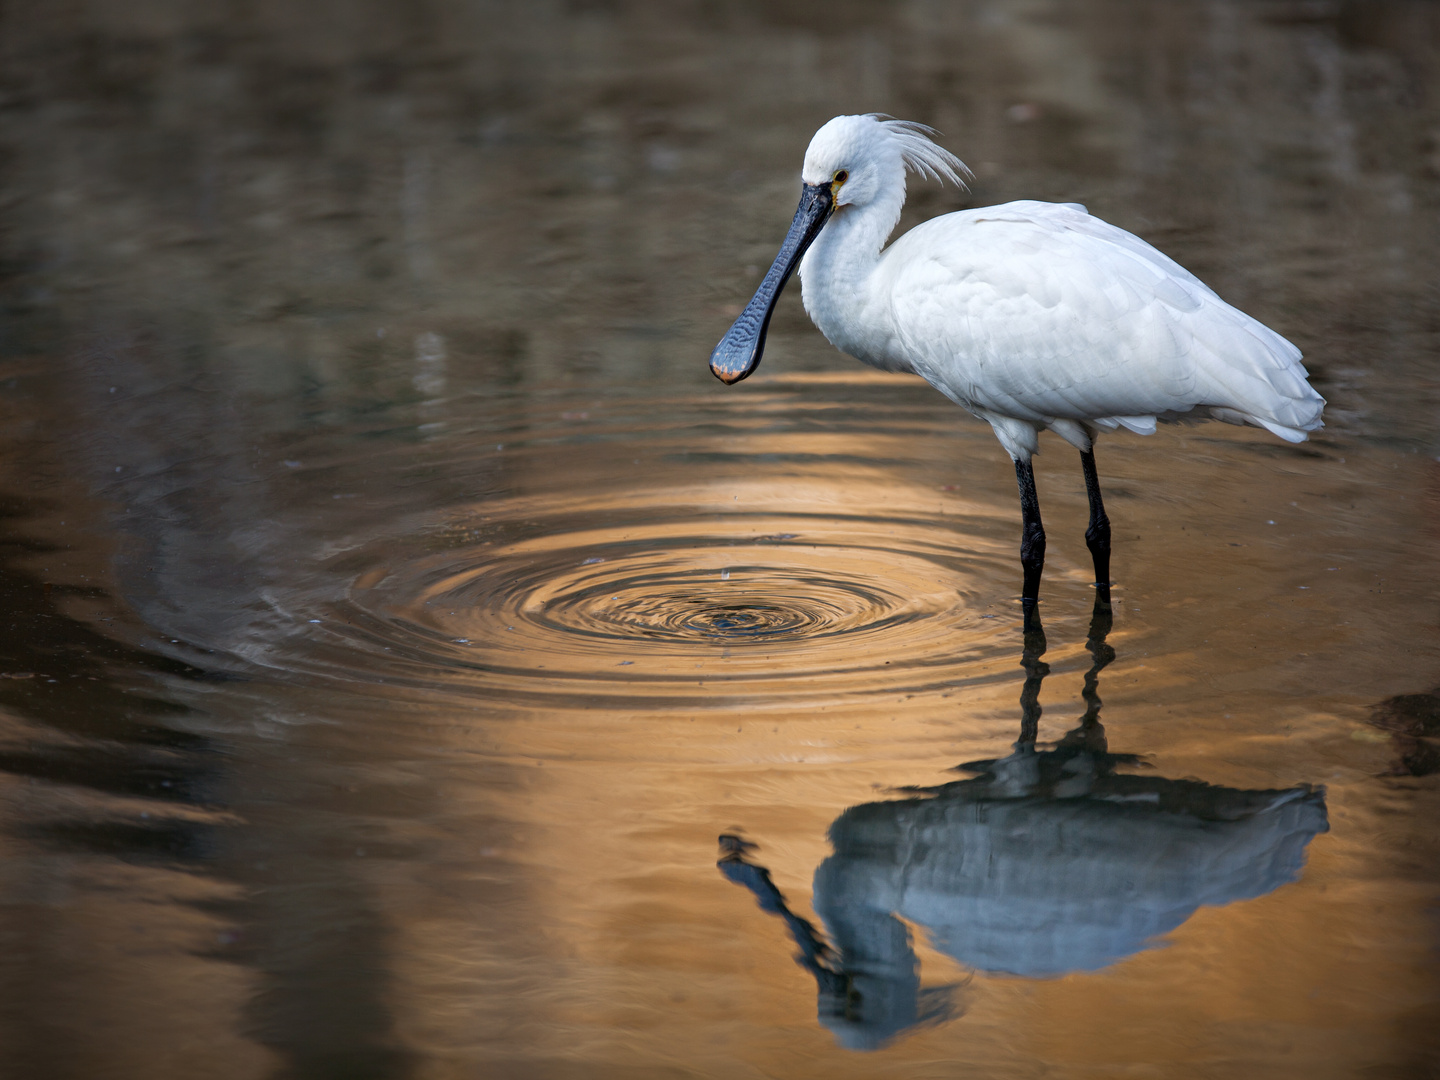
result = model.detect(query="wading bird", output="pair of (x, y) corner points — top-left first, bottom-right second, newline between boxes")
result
(710, 115), (1324, 610)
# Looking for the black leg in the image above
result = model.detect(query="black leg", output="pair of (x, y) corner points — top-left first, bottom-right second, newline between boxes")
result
(1079, 448), (1111, 602)
(1013, 457), (1046, 612)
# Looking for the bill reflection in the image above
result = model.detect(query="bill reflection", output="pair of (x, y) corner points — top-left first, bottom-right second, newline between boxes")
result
(719, 602), (1329, 1050)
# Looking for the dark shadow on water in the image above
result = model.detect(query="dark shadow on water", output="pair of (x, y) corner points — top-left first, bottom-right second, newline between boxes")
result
(1367, 685), (1440, 777)
(0, 495), (223, 827)
(0, 494), (417, 1080)
(719, 600), (1329, 1051)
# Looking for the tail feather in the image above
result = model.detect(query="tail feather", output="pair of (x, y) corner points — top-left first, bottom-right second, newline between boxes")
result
(1190, 309), (1324, 441)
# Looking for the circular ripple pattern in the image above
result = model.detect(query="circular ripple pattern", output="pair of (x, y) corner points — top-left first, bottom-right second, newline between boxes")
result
(528, 558), (916, 647)
(296, 482), (1026, 705)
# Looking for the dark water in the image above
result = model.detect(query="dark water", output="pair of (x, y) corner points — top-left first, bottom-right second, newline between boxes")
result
(2, 1), (1439, 1076)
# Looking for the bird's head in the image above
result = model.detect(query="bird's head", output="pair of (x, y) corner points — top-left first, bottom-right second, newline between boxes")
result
(803, 113), (971, 213)
(799, 114), (893, 210)
(710, 115), (970, 384)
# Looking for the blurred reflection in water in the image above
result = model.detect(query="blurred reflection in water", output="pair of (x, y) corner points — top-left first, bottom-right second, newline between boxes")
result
(721, 601), (1328, 1050)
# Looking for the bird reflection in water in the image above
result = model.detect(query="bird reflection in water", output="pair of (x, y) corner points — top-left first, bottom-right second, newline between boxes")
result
(718, 601), (1328, 1050)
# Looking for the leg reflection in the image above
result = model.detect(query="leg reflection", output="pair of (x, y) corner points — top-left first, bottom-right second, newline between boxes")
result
(1056, 596), (1116, 756)
(1019, 593), (1111, 747)
(1016, 606), (1049, 748)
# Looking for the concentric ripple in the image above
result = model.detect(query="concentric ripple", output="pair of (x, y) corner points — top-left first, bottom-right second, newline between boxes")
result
(520, 550), (922, 647)
(289, 472), (1028, 707)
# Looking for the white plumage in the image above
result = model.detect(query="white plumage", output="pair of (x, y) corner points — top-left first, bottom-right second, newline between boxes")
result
(710, 114), (1325, 603)
(796, 115), (1322, 458)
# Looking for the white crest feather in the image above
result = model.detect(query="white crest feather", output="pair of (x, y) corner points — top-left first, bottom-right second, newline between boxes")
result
(872, 115), (973, 190)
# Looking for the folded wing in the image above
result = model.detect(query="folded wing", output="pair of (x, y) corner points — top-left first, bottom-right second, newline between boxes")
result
(882, 201), (1323, 443)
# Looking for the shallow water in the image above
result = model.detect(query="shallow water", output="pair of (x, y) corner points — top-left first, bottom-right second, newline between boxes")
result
(2, 1), (1439, 1077)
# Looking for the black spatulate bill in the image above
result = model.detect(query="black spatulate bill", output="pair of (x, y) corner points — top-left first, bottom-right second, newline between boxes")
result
(710, 182), (834, 384)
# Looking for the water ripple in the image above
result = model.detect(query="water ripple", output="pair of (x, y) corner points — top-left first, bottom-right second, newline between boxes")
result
(292, 483), (1020, 707)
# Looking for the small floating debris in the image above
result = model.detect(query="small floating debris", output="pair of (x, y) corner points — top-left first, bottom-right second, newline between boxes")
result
(618, 661), (634, 666)
(721, 570), (730, 581)
(0, 672), (35, 680)
(582, 556), (605, 565)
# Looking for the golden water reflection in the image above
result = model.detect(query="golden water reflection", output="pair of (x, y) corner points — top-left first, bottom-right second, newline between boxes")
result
(721, 601), (1328, 1050)
(1, 0), (1439, 1076)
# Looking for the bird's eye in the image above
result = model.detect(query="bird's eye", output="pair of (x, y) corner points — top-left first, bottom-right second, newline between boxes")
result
(834, 170), (849, 183)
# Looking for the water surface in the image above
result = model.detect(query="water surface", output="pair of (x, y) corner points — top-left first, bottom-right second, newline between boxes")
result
(1, 1), (1438, 1077)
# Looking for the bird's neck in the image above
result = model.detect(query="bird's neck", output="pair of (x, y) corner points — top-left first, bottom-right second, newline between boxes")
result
(799, 190), (904, 366)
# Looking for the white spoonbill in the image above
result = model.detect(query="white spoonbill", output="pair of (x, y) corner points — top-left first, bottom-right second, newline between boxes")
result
(710, 114), (1324, 609)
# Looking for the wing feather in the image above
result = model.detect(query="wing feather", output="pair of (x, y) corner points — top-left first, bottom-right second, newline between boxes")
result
(881, 201), (1323, 438)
